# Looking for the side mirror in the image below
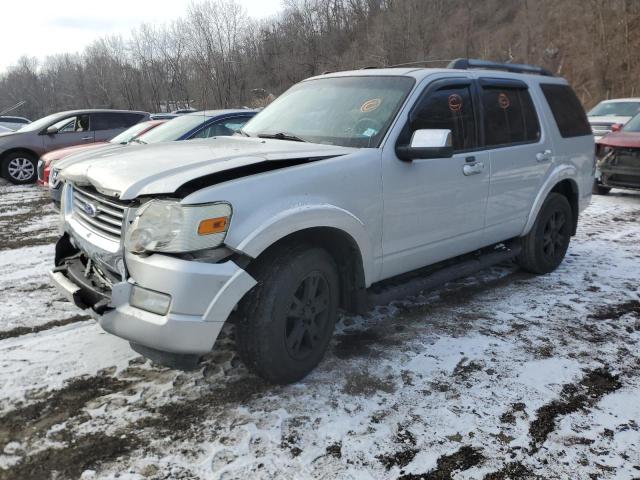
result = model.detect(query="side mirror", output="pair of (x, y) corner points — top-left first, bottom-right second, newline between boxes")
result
(610, 123), (622, 133)
(46, 125), (59, 135)
(396, 129), (454, 161)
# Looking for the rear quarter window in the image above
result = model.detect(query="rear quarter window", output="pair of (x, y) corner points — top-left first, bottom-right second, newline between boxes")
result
(540, 84), (591, 138)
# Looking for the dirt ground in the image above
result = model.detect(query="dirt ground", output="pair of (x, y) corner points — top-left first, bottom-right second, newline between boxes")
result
(1, 180), (639, 480)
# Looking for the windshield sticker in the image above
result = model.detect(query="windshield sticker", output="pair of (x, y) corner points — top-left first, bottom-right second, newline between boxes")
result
(362, 128), (377, 137)
(361, 98), (382, 113)
(448, 94), (463, 112)
(498, 92), (511, 109)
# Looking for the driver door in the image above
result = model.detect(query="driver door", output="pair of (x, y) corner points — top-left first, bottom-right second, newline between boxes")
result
(380, 77), (490, 279)
(42, 114), (94, 151)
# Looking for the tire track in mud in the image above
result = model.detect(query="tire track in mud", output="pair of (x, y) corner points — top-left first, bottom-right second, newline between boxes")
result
(0, 314), (90, 341)
(527, 368), (622, 453)
(0, 358), (270, 480)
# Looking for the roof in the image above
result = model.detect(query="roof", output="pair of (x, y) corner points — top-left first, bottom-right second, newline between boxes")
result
(186, 109), (258, 117)
(48, 109), (150, 117)
(598, 98), (640, 103)
(309, 67), (568, 84)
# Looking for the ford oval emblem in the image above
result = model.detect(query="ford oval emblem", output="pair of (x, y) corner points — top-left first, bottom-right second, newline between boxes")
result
(83, 202), (98, 217)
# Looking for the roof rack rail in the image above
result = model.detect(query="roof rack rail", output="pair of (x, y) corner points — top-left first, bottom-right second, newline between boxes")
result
(447, 58), (554, 77)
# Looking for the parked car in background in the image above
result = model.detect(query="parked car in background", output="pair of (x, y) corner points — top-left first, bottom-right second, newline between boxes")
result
(150, 113), (178, 120)
(51, 60), (593, 384)
(0, 116), (31, 131)
(38, 120), (166, 186)
(0, 109), (149, 184)
(47, 109), (256, 204)
(588, 98), (640, 139)
(593, 112), (640, 195)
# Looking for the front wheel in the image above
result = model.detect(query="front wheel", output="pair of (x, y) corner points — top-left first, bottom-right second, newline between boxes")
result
(2, 152), (38, 184)
(236, 244), (339, 384)
(517, 193), (573, 274)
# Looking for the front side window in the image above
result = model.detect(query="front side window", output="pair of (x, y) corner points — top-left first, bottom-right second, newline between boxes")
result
(243, 76), (415, 148)
(409, 85), (477, 151)
(54, 114), (90, 133)
(482, 87), (540, 147)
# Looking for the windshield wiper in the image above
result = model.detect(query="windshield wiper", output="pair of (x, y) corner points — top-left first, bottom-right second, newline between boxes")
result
(130, 138), (147, 145)
(257, 132), (307, 143)
(237, 129), (250, 137)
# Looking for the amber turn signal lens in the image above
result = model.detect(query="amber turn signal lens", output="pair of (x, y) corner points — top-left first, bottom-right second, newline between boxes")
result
(197, 217), (228, 235)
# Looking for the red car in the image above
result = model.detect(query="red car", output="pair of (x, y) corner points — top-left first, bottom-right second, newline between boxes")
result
(594, 113), (640, 195)
(37, 119), (166, 185)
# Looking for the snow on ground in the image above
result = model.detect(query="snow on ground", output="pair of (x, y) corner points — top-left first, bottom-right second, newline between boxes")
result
(0, 181), (639, 480)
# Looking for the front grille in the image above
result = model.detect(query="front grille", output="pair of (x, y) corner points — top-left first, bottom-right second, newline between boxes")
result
(591, 123), (613, 136)
(72, 185), (127, 242)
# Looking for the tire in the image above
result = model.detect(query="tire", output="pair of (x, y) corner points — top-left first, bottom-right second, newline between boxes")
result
(517, 193), (573, 275)
(2, 152), (38, 184)
(236, 243), (339, 384)
(592, 180), (611, 195)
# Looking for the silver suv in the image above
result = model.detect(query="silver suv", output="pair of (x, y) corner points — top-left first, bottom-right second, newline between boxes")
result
(50, 59), (594, 384)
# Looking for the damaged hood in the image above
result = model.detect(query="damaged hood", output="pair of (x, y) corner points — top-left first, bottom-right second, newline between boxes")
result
(61, 136), (355, 200)
(597, 131), (640, 149)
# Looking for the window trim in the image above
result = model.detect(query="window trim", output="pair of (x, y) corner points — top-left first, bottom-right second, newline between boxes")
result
(476, 80), (542, 151)
(398, 77), (482, 155)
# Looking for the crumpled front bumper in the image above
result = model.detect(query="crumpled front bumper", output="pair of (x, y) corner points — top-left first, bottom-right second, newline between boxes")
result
(49, 241), (256, 355)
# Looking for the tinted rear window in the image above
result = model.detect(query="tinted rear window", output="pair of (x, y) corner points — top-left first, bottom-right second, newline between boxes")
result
(93, 112), (145, 131)
(482, 87), (540, 147)
(540, 84), (591, 138)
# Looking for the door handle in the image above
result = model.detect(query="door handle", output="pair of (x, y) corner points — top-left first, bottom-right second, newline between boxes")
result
(463, 162), (484, 176)
(81, 136), (93, 141)
(536, 150), (553, 163)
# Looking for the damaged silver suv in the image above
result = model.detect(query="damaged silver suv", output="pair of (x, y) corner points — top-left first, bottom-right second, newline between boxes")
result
(50, 59), (594, 384)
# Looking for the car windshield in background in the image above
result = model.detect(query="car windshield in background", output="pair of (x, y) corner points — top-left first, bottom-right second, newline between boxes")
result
(588, 101), (640, 117)
(110, 122), (152, 144)
(242, 76), (415, 148)
(622, 113), (640, 132)
(136, 114), (208, 143)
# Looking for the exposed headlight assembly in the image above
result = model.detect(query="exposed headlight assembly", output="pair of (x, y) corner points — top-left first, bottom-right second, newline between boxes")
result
(124, 200), (232, 254)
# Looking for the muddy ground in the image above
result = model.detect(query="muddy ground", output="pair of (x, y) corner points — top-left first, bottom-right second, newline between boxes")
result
(0, 180), (639, 479)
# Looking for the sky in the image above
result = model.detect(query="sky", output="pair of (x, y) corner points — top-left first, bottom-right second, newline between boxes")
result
(0, 0), (284, 73)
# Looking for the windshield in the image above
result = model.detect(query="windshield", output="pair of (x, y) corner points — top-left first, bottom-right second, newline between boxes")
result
(110, 121), (154, 144)
(588, 101), (640, 117)
(136, 114), (209, 143)
(16, 112), (66, 132)
(242, 76), (415, 148)
(622, 113), (640, 132)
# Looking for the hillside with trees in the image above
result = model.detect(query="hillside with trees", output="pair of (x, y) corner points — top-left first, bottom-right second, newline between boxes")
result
(1, 0), (638, 118)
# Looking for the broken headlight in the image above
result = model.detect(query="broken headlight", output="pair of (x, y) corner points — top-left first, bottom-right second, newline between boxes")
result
(124, 200), (232, 254)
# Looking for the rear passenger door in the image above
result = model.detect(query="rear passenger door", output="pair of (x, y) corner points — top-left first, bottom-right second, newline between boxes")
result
(91, 112), (145, 141)
(480, 78), (552, 244)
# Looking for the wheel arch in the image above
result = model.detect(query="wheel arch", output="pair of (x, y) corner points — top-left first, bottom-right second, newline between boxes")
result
(1, 147), (39, 163)
(522, 166), (580, 237)
(242, 225), (369, 314)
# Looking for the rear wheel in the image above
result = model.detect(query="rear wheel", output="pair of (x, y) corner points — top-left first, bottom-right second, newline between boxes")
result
(517, 193), (572, 274)
(2, 152), (37, 184)
(236, 244), (339, 384)
(592, 180), (611, 195)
